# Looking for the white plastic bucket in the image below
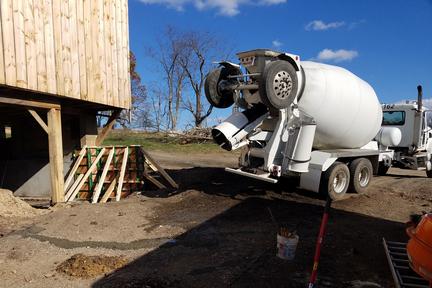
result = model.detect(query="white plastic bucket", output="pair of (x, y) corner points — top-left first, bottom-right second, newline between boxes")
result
(277, 234), (299, 260)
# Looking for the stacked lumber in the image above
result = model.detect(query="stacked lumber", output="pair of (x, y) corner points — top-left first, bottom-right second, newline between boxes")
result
(64, 145), (177, 203)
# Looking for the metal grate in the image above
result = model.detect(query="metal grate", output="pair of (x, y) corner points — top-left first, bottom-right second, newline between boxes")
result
(383, 238), (430, 288)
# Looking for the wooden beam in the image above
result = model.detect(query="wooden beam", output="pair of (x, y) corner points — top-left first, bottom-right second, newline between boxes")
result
(100, 178), (117, 203)
(66, 147), (106, 202)
(64, 146), (87, 192)
(95, 110), (121, 146)
(65, 174), (84, 201)
(116, 146), (128, 201)
(141, 148), (178, 189)
(48, 108), (65, 203)
(0, 96), (60, 109)
(143, 173), (166, 190)
(92, 147), (115, 203)
(28, 109), (48, 133)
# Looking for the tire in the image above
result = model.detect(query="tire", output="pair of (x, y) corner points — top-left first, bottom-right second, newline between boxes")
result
(348, 158), (373, 194)
(320, 162), (350, 201)
(259, 60), (298, 110)
(204, 66), (239, 108)
(377, 163), (390, 176)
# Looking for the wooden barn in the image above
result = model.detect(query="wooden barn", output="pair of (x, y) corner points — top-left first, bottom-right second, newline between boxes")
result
(0, 0), (131, 203)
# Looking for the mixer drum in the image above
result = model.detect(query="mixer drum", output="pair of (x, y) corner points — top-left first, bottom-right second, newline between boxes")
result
(298, 61), (382, 149)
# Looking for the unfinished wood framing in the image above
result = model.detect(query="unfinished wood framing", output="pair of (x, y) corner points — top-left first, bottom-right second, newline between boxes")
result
(116, 146), (129, 202)
(66, 147), (105, 202)
(64, 146), (178, 203)
(64, 146), (87, 191)
(92, 147), (115, 203)
(0, 0), (131, 109)
(47, 108), (64, 203)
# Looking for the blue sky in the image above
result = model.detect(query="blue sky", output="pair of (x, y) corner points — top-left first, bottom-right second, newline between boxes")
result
(128, 0), (432, 127)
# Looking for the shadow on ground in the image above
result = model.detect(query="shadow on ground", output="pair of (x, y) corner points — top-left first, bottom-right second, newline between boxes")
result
(145, 167), (323, 201)
(92, 192), (406, 287)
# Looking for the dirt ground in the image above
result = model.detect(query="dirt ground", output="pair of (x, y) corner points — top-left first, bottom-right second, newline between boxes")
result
(0, 150), (431, 288)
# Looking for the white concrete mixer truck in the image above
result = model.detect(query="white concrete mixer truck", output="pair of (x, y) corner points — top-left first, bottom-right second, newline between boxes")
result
(204, 49), (398, 200)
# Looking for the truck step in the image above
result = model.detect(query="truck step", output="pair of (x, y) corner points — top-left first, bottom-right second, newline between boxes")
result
(225, 167), (278, 183)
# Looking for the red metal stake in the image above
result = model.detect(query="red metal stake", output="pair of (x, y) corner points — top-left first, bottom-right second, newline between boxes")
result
(308, 197), (332, 288)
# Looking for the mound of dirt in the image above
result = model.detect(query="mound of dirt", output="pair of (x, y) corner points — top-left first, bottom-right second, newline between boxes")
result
(56, 254), (128, 278)
(0, 189), (43, 218)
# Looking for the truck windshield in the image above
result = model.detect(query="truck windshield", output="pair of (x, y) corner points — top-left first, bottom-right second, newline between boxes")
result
(382, 111), (405, 125)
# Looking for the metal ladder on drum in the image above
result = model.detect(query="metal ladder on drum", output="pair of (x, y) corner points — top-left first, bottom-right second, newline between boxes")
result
(383, 238), (430, 288)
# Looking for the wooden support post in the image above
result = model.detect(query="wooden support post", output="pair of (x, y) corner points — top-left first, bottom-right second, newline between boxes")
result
(95, 110), (121, 146)
(47, 108), (65, 203)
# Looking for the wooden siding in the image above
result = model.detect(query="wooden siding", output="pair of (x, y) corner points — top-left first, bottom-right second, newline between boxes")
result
(0, 0), (131, 109)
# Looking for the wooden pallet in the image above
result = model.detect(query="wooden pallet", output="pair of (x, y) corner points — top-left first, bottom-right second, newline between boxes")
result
(63, 145), (177, 203)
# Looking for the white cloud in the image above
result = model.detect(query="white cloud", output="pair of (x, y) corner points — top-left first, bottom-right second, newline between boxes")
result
(315, 49), (359, 63)
(272, 40), (283, 48)
(305, 20), (345, 31)
(139, 0), (286, 16)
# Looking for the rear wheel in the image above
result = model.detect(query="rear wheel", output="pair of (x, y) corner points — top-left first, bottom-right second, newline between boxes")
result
(204, 66), (239, 108)
(259, 60), (298, 111)
(348, 158), (373, 194)
(320, 162), (350, 201)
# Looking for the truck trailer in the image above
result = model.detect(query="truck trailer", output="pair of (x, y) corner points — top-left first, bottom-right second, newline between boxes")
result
(204, 49), (400, 200)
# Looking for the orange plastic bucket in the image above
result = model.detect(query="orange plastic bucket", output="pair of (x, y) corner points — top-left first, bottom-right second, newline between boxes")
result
(406, 214), (432, 282)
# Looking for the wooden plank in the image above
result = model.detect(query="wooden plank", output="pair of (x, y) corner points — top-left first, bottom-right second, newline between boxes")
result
(34, 0), (48, 92)
(0, 96), (60, 109)
(91, 0), (106, 105)
(43, 0), (57, 94)
(64, 146), (87, 191)
(99, 178), (117, 203)
(48, 108), (65, 203)
(0, 2), (6, 84)
(66, 147), (106, 202)
(141, 148), (178, 189)
(1, 0), (16, 86)
(65, 173), (84, 201)
(13, 0), (27, 88)
(116, 146), (128, 201)
(123, 0), (131, 109)
(144, 173), (166, 190)
(92, 147), (115, 203)
(104, 0), (113, 106)
(83, 0), (93, 101)
(60, 0), (72, 96)
(76, 0), (87, 100)
(28, 109), (48, 133)
(52, 0), (64, 95)
(69, 0), (80, 98)
(110, 0), (119, 107)
(24, 0), (37, 90)
(95, 110), (121, 146)
(115, 0), (124, 108)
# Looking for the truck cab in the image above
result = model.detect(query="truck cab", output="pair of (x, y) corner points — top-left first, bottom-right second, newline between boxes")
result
(381, 87), (432, 176)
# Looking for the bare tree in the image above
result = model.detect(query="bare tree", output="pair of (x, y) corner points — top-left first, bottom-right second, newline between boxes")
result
(179, 31), (220, 127)
(147, 27), (185, 131)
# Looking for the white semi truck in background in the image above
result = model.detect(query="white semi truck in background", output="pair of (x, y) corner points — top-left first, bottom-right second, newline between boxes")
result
(379, 86), (432, 177)
(204, 49), (431, 200)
